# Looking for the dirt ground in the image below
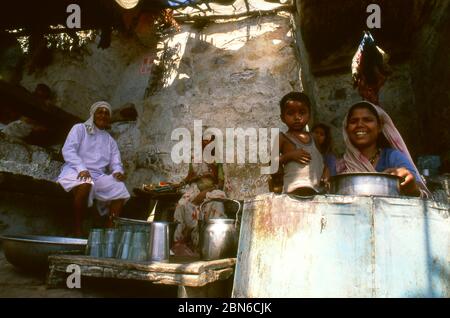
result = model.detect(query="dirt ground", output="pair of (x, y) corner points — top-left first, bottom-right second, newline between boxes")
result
(0, 249), (178, 298)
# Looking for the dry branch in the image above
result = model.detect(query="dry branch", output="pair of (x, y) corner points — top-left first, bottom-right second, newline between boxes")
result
(174, 4), (294, 23)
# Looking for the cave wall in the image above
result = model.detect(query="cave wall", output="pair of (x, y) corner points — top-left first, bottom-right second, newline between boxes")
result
(410, 0), (450, 161)
(5, 0), (450, 206)
(310, 64), (418, 156)
(294, 0), (449, 160)
(15, 12), (299, 200)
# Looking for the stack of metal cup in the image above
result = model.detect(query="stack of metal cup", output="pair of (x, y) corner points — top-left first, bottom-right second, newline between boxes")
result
(116, 229), (133, 260)
(86, 229), (104, 257)
(103, 229), (119, 258)
(129, 231), (149, 261)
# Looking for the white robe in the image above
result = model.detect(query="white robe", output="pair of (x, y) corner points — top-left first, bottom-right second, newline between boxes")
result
(57, 123), (130, 215)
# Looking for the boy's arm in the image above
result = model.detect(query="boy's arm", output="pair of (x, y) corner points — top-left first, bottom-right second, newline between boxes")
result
(279, 133), (312, 165)
(279, 133), (290, 165)
(281, 149), (312, 165)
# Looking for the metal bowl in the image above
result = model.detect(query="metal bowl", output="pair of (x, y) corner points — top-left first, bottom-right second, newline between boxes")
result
(330, 172), (401, 197)
(0, 235), (87, 272)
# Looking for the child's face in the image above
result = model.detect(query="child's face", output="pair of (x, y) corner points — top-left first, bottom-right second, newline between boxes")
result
(281, 100), (310, 132)
(312, 127), (326, 146)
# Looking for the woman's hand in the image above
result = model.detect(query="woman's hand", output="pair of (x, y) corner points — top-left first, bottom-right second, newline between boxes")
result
(77, 170), (92, 182)
(383, 167), (420, 196)
(113, 172), (126, 181)
(320, 166), (331, 191)
(285, 149), (312, 165)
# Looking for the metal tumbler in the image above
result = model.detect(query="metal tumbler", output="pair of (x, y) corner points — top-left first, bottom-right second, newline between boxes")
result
(116, 230), (133, 260)
(103, 228), (119, 258)
(148, 222), (170, 263)
(86, 228), (104, 257)
(129, 231), (149, 262)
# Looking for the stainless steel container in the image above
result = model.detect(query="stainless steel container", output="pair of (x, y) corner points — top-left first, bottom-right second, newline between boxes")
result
(232, 193), (450, 297)
(201, 218), (237, 261)
(330, 173), (401, 197)
(148, 222), (170, 263)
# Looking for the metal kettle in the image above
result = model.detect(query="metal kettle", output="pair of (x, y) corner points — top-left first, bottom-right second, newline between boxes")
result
(198, 199), (241, 261)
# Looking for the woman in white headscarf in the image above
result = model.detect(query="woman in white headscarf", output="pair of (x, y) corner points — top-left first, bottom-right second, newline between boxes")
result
(57, 101), (130, 236)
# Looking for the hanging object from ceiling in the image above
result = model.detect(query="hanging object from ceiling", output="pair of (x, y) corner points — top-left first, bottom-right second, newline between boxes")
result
(115, 0), (140, 9)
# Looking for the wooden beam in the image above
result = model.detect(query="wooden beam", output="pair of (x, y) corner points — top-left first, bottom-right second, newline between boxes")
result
(174, 4), (294, 23)
(47, 254), (236, 287)
(48, 254), (236, 274)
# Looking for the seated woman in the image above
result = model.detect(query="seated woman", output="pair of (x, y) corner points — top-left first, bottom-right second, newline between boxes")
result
(337, 101), (430, 197)
(172, 136), (227, 256)
(57, 101), (130, 237)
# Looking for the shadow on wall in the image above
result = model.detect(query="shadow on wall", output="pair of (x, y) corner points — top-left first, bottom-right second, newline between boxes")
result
(137, 16), (297, 198)
(145, 15), (295, 100)
(0, 192), (72, 237)
(411, 2), (450, 157)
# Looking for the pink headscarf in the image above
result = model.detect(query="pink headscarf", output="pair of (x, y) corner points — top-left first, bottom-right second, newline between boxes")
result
(337, 101), (430, 197)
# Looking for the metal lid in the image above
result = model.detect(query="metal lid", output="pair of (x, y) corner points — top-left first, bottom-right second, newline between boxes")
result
(206, 218), (235, 224)
(114, 217), (151, 225)
(330, 172), (401, 182)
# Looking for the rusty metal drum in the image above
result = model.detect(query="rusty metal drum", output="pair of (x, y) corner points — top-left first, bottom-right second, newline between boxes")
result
(232, 193), (450, 297)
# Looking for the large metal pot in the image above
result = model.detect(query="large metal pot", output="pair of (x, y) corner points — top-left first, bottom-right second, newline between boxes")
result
(0, 235), (87, 272)
(330, 173), (401, 197)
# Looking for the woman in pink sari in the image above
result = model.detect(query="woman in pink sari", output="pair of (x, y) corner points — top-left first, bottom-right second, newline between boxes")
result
(337, 101), (430, 197)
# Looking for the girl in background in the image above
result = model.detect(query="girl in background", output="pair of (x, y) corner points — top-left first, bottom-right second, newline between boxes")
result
(312, 123), (337, 177)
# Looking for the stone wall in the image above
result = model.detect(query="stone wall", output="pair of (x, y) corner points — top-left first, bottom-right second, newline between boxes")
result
(410, 0), (450, 159)
(16, 13), (299, 200)
(21, 32), (151, 120)
(0, 136), (62, 180)
(310, 64), (418, 157)
(293, 0), (448, 161)
(138, 14), (299, 198)
(0, 192), (70, 237)
(10, 0), (449, 206)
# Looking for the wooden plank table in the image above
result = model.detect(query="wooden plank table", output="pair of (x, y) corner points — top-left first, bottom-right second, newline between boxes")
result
(47, 255), (236, 297)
